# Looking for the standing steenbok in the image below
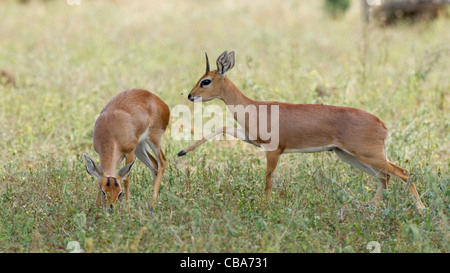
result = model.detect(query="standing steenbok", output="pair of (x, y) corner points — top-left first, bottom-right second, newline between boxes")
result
(83, 89), (169, 209)
(178, 50), (426, 212)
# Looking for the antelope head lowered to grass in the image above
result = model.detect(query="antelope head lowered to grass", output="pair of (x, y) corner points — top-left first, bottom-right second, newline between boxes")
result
(83, 89), (169, 209)
(178, 50), (426, 213)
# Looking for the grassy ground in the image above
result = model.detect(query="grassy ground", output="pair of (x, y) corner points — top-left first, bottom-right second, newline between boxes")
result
(0, 0), (448, 253)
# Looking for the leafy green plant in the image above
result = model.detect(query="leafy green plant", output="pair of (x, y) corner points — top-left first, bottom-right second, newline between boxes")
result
(324, 0), (350, 18)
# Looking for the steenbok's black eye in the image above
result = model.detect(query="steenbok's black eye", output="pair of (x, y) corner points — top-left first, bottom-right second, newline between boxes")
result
(200, 79), (212, 88)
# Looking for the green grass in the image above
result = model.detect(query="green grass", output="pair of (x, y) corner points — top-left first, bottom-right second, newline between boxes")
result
(0, 0), (449, 252)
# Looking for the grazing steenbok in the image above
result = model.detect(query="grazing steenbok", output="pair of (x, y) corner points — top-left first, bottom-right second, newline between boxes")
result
(83, 89), (169, 209)
(178, 51), (426, 212)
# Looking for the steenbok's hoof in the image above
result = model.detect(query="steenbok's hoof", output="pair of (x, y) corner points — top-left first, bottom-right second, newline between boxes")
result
(177, 150), (187, 157)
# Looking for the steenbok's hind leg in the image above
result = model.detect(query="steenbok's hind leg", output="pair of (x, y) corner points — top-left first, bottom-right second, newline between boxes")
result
(354, 149), (426, 211)
(333, 148), (388, 206)
(134, 141), (158, 180)
(147, 130), (167, 208)
(333, 148), (380, 176)
(388, 162), (426, 210)
(373, 175), (389, 206)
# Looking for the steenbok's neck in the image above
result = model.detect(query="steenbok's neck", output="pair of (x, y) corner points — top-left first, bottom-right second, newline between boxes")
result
(220, 77), (254, 107)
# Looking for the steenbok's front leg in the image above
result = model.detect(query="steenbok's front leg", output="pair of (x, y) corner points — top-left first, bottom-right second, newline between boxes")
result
(264, 150), (281, 202)
(177, 126), (259, 156)
(122, 153), (135, 203)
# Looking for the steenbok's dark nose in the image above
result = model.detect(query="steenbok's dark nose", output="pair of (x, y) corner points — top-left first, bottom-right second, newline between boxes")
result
(188, 93), (192, 101)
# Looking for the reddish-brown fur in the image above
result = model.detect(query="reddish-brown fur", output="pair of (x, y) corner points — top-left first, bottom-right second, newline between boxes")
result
(85, 89), (169, 209)
(94, 89), (169, 174)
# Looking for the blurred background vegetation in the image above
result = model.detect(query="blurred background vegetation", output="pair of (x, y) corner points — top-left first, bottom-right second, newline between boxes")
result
(0, 0), (448, 253)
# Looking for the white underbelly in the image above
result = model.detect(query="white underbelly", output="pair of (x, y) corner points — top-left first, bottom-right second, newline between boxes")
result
(283, 145), (335, 154)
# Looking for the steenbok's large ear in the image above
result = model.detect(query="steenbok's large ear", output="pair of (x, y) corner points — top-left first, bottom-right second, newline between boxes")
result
(216, 50), (235, 76)
(83, 154), (104, 179)
(118, 160), (136, 180)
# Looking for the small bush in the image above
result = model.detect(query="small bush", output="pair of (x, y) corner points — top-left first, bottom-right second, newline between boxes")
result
(324, 0), (350, 18)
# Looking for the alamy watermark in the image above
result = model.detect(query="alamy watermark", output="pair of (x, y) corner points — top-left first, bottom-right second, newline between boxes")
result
(66, 241), (83, 253)
(171, 100), (280, 151)
(366, 241), (381, 253)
